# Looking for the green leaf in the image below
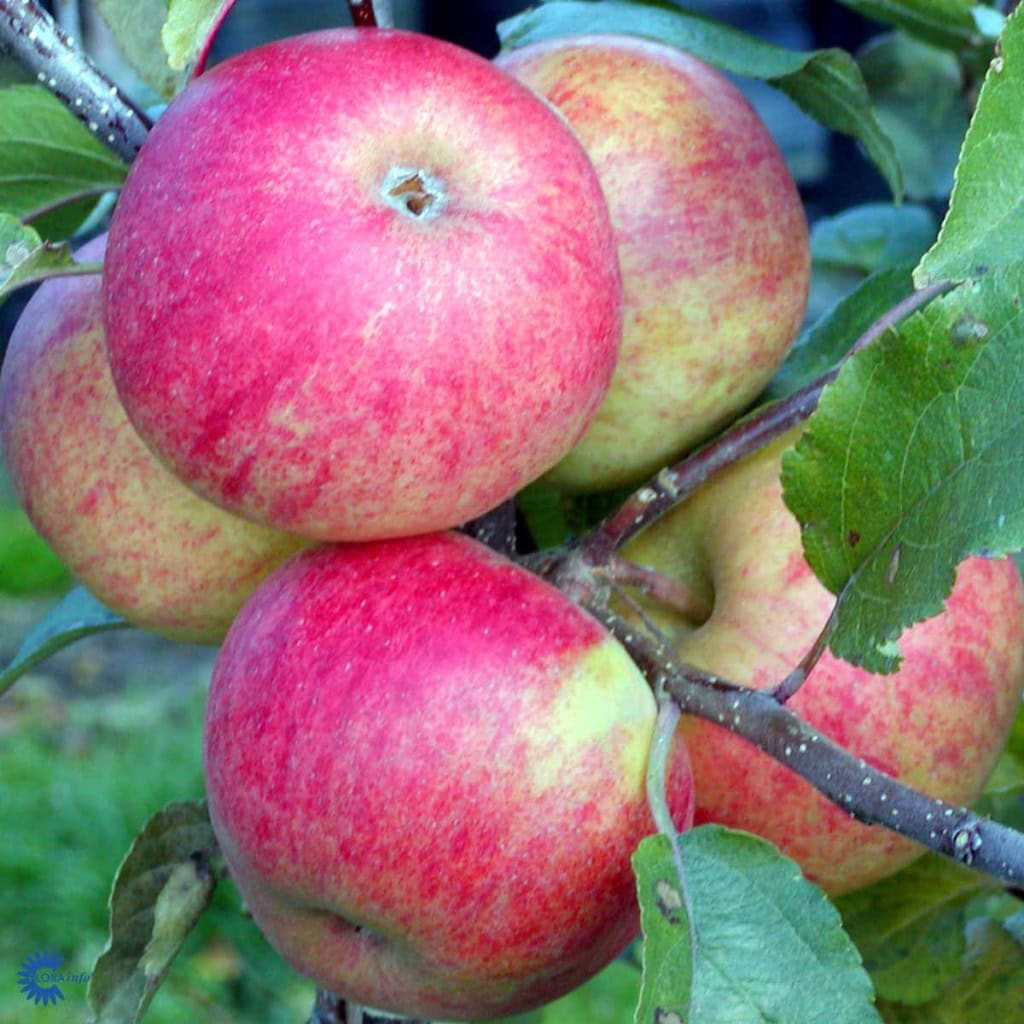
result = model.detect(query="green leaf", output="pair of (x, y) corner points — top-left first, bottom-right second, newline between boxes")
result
(976, 780), (1024, 832)
(837, 0), (983, 52)
(859, 33), (969, 201)
(812, 204), (939, 274)
(634, 826), (880, 1023)
(0, 56), (33, 86)
(1008, 698), (1024, 763)
(983, 695), (1024, 784)
(805, 205), (936, 324)
(94, 0), (185, 99)
(1006, 908), (1024, 948)
(87, 800), (222, 1024)
(837, 855), (994, 1004)
(0, 215), (103, 305)
(877, 917), (1024, 1021)
(976, 700), (1024, 829)
(517, 483), (570, 550)
(567, 487), (637, 534)
(634, 835), (691, 1023)
(0, 585), (127, 698)
(0, 85), (127, 239)
(162, 0), (238, 74)
(916, 5), (1024, 284)
(781, 265), (1024, 672)
(516, 483), (638, 549)
(497, 0), (902, 198)
(765, 263), (916, 401)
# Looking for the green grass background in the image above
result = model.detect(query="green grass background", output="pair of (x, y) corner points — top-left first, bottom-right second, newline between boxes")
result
(0, 667), (317, 1024)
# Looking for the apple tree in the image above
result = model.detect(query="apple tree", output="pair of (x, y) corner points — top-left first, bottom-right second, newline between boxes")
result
(2, 0), (1024, 1022)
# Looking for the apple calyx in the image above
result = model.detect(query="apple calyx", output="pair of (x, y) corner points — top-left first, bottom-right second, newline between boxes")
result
(382, 166), (446, 219)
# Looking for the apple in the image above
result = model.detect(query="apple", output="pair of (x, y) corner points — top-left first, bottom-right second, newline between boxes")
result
(103, 29), (623, 543)
(621, 433), (1024, 894)
(204, 532), (694, 1020)
(0, 235), (306, 642)
(496, 35), (810, 491)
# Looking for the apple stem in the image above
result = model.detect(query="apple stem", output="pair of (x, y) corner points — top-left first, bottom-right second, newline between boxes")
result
(592, 604), (1024, 889)
(346, 1), (395, 28)
(603, 555), (711, 624)
(581, 278), (954, 561)
(0, 0), (151, 162)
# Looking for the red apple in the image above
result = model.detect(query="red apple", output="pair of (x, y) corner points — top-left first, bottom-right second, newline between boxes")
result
(204, 532), (693, 1019)
(0, 235), (305, 642)
(103, 29), (623, 542)
(497, 35), (810, 491)
(622, 434), (1024, 894)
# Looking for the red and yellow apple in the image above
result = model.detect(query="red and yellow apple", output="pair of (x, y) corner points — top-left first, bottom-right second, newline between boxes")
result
(621, 434), (1024, 894)
(496, 35), (810, 491)
(204, 532), (693, 1020)
(0, 235), (306, 642)
(103, 29), (623, 542)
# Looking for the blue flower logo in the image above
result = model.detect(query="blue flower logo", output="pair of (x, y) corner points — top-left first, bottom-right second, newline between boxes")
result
(17, 950), (66, 1006)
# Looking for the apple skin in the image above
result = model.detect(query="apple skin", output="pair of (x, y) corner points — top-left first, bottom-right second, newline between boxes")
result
(0, 235), (306, 642)
(496, 36), (810, 491)
(622, 434), (1024, 895)
(204, 532), (693, 1020)
(103, 29), (623, 542)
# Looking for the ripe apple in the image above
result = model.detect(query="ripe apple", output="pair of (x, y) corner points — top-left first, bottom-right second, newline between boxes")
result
(204, 532), (694, 1020)
(103, 29), (623, 543)
(0, 235), (306, 642)
(496, 35), (810, 491)
(621, 433), (1024, 894)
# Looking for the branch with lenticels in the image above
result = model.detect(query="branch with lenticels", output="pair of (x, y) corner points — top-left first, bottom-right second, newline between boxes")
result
(0, 0), (150, 161)
(588, 603), (1024, 888)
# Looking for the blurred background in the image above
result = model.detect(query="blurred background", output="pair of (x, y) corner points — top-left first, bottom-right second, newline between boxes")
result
(0, 2), (964, 1021)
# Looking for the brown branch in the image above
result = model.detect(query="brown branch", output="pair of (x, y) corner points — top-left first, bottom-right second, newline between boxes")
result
(591, 604), (1024, 888)
(847, 278), (952, 356)
(460, 499), (518, 558)
(582, 278), (954, 561)
(308, 991), (344, 1024)
(309, 992), (431, 1024)
(602, 554), (711, 623)
(585, 379), (825, 560)
(346, 1), (395, 28)
(0, 0), (150, 162)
